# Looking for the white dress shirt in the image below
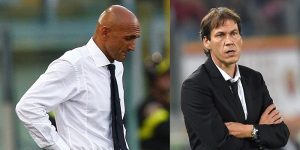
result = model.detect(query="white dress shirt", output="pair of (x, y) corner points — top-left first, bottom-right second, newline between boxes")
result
(215, 64), (248, 119)
(16, 38), (127, 150)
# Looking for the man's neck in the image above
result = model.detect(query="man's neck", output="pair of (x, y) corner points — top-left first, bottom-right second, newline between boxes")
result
(92, 36), (114, 63)
(221, 64), (236, 78)
(211, 57), (236, 78)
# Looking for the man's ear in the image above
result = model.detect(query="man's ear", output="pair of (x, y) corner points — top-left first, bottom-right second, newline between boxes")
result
(241, 37), (243, 45)
(101, 26), (111, 39)
(203, 36), (211, 49)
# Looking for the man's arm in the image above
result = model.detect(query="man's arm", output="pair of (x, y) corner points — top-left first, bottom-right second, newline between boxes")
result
(255, 73), (290, 148)
(226, 72), (290, 148)
(181, 78), (244, 150)
(15, 60), (78, 150)
(225, 104), (283, 138)
(226, 104), (289, 148)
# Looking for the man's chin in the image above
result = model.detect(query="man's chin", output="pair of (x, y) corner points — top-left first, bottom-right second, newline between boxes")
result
(223, 58), (239, 66)
(227, 56), (239, 63)
(229, 59), (238, 63)
(116, 57), (126, 62)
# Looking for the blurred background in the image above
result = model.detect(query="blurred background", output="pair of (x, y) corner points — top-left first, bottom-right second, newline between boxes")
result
(2, 0), (300, 149)
(0, 0), (169, 150)
(171, 0), (300, 150)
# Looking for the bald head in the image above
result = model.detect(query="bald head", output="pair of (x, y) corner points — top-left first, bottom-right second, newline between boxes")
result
(98, 5), (139, 29)
(93, 5), (141, 62)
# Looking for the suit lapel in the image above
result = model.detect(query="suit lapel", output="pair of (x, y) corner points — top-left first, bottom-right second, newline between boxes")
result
(240, 70), (253, 123)
(204, 57), (245, 122)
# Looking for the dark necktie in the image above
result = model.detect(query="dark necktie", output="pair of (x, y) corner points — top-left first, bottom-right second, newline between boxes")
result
(107, 64), (128, 150)
(228, 80), (239, 96)
(227, 80), (245, 120)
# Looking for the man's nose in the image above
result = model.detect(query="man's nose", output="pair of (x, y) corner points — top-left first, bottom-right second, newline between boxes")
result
(224, 35), (234, 45)
(128, 41), (136, 51)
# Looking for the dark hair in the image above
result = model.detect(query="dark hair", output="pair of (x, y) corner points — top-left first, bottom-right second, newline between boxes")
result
(200, 7), (241, 56)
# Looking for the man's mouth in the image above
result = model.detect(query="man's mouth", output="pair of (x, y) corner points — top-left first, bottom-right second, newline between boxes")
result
(225, 50), (237, 57)
(225, 50), (236, 55)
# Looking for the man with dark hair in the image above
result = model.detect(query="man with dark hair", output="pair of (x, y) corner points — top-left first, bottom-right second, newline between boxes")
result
(16, 5), (140, 150)
(181, 7), (289, 149)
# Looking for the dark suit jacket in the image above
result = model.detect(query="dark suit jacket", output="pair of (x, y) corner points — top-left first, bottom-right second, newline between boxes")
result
(181, 57), (289, 150)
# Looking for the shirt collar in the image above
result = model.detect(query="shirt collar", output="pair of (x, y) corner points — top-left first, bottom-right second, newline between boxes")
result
(215, 64), (241, 82)
(86, 37), (116, 67)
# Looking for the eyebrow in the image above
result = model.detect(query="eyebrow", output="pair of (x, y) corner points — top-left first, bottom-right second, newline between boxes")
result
(215, 29), (239, 34)
(133, 35), (141, 38)
(125, 35), (140, 40)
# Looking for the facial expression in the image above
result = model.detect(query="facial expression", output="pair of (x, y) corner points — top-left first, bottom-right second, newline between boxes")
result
(203, 19), (242, 68)
(105, 23), (141, 62)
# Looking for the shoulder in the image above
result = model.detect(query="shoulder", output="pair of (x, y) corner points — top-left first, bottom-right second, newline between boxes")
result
(239, 65), (265, 86)
(239, 65), (262, 78)
(45, 45), (89, 77)
(182, 64), (209, 88)
(58, 45), (88, 65)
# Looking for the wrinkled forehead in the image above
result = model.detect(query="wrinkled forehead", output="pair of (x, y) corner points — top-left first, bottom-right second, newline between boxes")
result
(114, 22), (141, 35)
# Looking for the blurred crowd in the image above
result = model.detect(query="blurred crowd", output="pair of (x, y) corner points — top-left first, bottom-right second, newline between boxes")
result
(138, 52), (170, 150)
(172, 0), (300, 40)
(171, 0), (300, 150)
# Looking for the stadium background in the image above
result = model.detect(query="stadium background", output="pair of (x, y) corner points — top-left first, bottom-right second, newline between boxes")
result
(1, 0), (300, 150)
(171, 0), (300, 150)
(0, 0), (169, 150)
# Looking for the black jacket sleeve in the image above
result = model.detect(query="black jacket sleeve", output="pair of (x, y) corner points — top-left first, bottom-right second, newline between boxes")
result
(181, 76), (245, 150)
(255, 73), (290, 148)
(181, 68), (289, 150)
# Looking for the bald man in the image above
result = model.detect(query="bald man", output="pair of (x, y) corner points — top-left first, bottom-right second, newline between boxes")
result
(16, 5), (140, 150)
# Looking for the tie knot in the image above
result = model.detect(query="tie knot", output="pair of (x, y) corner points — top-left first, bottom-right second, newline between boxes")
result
(227, 80), (238, 94)
(227, 80), (238, 86)
(107, 64), (115, 74)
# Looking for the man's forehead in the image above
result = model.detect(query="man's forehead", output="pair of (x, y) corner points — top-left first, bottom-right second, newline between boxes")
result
(115, 24), (141, 33)
(212, 20), (238, 32)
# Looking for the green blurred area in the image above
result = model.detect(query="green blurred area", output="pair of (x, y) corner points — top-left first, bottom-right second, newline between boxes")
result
(0, 0), (169, 150)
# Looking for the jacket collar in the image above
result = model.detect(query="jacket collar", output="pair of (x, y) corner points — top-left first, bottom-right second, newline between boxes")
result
(204, 57), (246, 122)
(204, 56), (223, 79)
